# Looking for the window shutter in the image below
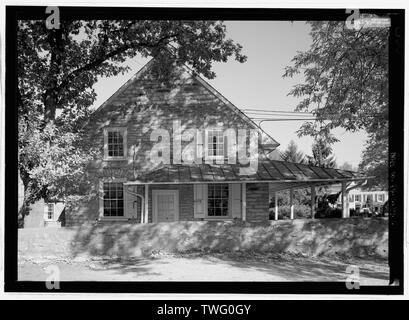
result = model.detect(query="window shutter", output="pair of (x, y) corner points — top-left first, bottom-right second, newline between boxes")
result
(194, 184), (206, 219)
(99, 180), (104, 218)
(43, 202), (48, 221)
(103, 129), (108, 159)
(230, 184), (242, 219)
(224, 136), (228, 161)
(195, 130), (204, 164)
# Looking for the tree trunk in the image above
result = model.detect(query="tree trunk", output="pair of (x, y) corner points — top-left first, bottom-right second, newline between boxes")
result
(43, 28), (63, 124)
(18, 168), (41, 228)
(44, 89), (57, 123)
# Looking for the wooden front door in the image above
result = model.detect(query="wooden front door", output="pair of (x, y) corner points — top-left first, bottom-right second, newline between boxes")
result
(153, 190), (179, 223)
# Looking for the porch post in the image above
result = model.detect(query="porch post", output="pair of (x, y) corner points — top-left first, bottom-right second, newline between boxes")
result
(311, 185), (316, 219)
(274, 192), (279, 220)
(144, 184), (149, 223)
(242, 183), (246, 221)
(341, 181), (349, 218)
(290, 188), (294, 220)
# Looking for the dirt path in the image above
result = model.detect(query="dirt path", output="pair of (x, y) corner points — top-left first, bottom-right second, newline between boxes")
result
(18, 253), (389, 285)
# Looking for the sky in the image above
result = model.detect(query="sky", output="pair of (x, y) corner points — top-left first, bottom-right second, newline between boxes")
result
(91, 21), (368, 169)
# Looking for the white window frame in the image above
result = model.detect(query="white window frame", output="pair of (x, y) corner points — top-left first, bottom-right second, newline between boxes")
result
(206, 183), (230, 219)
(103, 127), (127, 160)
(44, 203), (55, 221)
(205, 128), (224, 162)
(99, 179), (128, 220)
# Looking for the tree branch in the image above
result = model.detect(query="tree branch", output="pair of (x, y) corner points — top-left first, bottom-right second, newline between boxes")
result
(56, 32), (180, 93)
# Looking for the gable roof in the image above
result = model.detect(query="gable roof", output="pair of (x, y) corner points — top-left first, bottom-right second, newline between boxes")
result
(91, 55), (280, 151)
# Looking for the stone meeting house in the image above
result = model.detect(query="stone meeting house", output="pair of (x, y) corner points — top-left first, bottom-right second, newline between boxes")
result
(65, 56), (368, 226)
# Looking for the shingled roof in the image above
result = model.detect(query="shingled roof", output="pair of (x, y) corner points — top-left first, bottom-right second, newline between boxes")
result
(125, 159), (369, 191)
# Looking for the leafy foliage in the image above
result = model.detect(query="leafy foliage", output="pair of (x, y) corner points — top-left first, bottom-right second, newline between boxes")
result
(358, 126), (388, 189)
(306, 138), (337, 168)
(283, 21), (388, 187)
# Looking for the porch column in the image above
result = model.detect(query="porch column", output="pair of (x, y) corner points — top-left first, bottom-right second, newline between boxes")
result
(275, 192), (279, 220)
(290, 188), (294, 220)
(144, 184), (149, 223)
(311, 185), (316, 219)
(341, 181), (349, 218)
(242, 183), (246, 221)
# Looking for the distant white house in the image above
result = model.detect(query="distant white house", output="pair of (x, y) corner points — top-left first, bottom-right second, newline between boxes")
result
(346, 189), (388, 214)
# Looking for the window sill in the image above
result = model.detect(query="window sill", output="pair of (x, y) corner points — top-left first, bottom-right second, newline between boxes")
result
(98, 217), (129, 222)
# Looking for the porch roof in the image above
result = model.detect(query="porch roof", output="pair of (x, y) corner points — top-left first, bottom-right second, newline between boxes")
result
(125, 159), (370, 191)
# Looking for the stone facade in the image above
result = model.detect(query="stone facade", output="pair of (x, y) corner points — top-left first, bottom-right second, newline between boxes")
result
(65, 59), (275, 226)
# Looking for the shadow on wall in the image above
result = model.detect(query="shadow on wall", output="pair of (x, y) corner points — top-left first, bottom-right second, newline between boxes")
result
(69, 218), (388, 259)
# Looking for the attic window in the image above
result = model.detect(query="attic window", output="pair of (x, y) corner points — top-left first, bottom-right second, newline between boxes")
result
(206, 129), (224, 160)
(104, 127), (127, 160)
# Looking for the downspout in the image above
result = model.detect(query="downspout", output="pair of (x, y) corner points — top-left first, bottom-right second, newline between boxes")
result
(127, 186), (145, 224)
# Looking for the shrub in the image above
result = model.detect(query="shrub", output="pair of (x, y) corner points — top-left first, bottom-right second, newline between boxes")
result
(315, 206), (342, 218)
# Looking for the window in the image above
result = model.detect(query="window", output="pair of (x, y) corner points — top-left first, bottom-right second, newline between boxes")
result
(377, 194), (385, 202)
(45, 203), (55, 220)
(103, 182), (124, 217)
(354, 194), (361, 202)
(207, 184), (229, 217)
(104, 128), (127, 159)
(207, 129), (224, 159)
(349, 195), (354, 202)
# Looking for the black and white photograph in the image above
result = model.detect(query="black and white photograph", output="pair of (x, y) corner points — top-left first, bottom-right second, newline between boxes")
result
(1, 2), (406, 301)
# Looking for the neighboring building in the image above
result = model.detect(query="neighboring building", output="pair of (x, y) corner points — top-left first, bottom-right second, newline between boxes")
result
(47, 55), (369, 226)
(346, 189), (389, 214)
(18, 176), (65, 228)
(326, 183), (389, 215)
(23, 198), (65, 228)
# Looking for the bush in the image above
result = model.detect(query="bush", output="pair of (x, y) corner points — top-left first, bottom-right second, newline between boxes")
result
(315, 206), (342, 218)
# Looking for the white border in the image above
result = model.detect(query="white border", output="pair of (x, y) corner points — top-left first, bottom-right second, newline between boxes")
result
(1, 0), (408, 301)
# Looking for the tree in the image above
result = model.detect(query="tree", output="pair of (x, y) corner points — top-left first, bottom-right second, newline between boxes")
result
(306, 138), (337, 168)
(339, 161), (355, 172)
(358, 125), (388, 189)
(283, 21), (388, 187)
(281, 140), (306, 164)
(18, 20), (247, 225)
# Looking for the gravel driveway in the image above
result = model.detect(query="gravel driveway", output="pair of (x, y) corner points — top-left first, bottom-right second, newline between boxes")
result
(18, 252), (389, 285)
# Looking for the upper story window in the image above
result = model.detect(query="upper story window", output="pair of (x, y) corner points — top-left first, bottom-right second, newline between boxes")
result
(206, 129), (224, 160)
(104, 127), (127, 160)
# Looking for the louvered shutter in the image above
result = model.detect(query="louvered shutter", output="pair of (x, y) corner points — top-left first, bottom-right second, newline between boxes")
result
(230, 184), (242, 219)
(194, 184), (207, 219)
(195, 130), (204, 164)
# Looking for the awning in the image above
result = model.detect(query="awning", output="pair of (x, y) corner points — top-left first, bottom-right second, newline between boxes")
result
(125, 159), (370, 191)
